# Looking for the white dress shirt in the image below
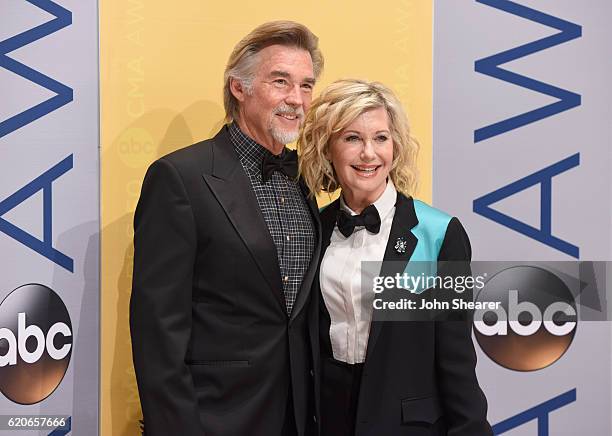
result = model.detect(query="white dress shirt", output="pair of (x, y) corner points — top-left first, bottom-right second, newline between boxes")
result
(320, 181), (397, 364)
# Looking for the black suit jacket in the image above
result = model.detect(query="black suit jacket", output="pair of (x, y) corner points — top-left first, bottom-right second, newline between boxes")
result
(314, 193), (492, 436)
(130, 126), (321, 436)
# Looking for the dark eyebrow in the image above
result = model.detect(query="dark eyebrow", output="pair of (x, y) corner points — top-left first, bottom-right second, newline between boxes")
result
(269, 70), (316, 86)
(341, 130), (390, 135)
(269, 70), (291, 78)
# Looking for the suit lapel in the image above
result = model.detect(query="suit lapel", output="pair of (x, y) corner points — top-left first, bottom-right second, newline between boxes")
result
(290, 181), (322, 322)
(316, 198), (340, 353)
(365, 193), (419, 361)
(202, 127), (285, 312)
(319, 199), (340, 256)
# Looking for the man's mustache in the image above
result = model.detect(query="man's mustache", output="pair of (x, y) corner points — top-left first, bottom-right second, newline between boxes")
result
(273, 104), (305, 119)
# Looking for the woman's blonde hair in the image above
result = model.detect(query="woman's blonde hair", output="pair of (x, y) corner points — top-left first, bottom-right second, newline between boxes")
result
(298, 79), (419, 197)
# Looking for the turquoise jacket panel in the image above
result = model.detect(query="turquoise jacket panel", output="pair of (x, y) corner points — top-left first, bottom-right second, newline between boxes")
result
(405, 200), (453, 293)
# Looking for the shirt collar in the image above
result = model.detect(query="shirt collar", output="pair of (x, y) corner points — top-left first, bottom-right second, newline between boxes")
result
(340, 180), (397, 219)
(228, 122), (288, 172)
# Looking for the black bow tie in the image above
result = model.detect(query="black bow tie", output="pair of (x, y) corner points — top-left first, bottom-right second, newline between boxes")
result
(261, 149), (298, 182)
(337, 204), (381, 237)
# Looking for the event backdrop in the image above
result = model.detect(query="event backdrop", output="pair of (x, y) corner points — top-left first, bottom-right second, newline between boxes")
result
(0, 0), (99, 435)
(100, 1), (433, 434)
(2, 0), (609, 435)
(433, 0), (611, 435)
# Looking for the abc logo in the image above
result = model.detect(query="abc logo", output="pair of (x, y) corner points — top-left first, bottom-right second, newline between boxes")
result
(474, 266), (577, 371)
(117, 127), (155, 168)
(0, 284), (72, 404)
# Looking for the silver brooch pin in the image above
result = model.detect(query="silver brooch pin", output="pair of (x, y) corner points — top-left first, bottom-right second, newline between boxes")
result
(394, 237), (408, 254)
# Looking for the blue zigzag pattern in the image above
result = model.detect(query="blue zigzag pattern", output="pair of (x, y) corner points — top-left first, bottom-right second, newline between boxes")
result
(473, 153), (580, 258)
(0, 0), (73, 138)
(474, 0), (581, 142)
(492, 389), (576, 435)
(48, 416), (71, 435)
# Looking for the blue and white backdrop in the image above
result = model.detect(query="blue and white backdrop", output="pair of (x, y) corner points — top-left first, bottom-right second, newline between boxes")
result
(434, 1), (611, 435)
(0, 0), (99, 435)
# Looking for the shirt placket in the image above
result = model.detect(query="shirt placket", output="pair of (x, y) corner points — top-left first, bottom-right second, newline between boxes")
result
(348, 229), (364, 363)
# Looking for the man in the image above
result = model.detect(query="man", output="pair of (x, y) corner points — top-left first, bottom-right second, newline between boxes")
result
(130, 21), (323, 436)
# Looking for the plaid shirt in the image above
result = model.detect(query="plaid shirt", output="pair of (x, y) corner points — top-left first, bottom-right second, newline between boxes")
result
(229, 123), (315, 314)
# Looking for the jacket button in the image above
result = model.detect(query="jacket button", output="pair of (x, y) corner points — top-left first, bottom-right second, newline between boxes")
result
(310, 369), (314, 377)
(313, 415), (317, 423)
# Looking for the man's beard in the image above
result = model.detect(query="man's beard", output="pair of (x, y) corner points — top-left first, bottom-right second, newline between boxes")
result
(268, 103), (305, 145)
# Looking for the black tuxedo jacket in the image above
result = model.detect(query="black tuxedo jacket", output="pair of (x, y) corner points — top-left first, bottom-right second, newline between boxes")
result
(130, 126), (321, 436)
(313, 193), (492, 436)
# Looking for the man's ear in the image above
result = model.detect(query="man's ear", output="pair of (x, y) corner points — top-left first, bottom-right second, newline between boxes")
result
(229, 78), (246, 102)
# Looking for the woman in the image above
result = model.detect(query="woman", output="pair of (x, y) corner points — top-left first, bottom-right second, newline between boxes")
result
(298, 79), (492, 436)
